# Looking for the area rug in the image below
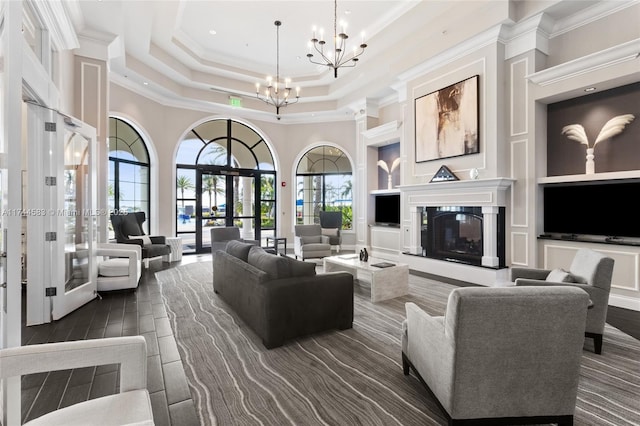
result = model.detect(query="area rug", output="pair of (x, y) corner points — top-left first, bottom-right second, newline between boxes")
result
(156, 261), (640, 426)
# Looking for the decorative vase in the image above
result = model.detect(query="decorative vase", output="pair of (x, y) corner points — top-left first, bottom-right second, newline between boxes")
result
(387, 174), (393, 190)
(585, 148), (595, 174)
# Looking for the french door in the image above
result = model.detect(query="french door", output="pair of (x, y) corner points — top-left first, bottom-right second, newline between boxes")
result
(184, 168), (276, 253)
(26, 106), (97, 325)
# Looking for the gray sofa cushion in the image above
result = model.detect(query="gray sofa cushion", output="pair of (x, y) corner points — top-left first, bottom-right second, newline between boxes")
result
(226, 240), (255, 262)
(248, 246), (288, 278)
(248, 246), (316, 279)
(285, 256), (316, 277)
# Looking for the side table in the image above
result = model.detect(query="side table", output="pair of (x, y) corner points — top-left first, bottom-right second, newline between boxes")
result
(266, 237), (287, 256)
(163, 237), (183, 262)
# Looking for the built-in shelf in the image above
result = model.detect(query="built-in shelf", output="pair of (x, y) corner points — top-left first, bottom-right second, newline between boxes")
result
(537, 170), (640, 185)
(370, 188), (401, 195)
(539, 234), (640, 247)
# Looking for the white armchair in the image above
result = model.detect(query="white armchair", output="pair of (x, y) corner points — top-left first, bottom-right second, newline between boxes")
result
(96, 243), (142, 291)
(0, 336), (153, 425)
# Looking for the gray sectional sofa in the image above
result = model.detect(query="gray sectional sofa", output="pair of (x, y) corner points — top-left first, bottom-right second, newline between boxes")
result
(213, 240), (354, 349)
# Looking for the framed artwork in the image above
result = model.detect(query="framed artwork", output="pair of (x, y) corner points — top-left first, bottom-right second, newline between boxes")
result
(415, 75), (479, 163)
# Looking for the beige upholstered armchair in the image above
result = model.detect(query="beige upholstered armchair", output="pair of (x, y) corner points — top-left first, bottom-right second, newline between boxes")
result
(294, 224), (332, 260)
(0, 336), (153, 425)
(510, 248), (614, 354)
(402, 286), (590, 426)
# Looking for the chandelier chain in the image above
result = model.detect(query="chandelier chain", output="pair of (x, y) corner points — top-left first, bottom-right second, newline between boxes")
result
(306, 0), (368, 78)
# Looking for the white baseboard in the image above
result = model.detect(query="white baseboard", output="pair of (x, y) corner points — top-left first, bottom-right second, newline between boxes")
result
(609, 294), (640, 312)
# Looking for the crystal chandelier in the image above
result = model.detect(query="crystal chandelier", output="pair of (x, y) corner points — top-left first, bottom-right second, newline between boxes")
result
(307, 0), (368, 78)
(255, 20), (300, 120)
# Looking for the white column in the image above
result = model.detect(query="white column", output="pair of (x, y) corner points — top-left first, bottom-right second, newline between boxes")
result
(240, 176), (253, 240)
(482, 205), (500, 267)
(408, 204), (422, 255)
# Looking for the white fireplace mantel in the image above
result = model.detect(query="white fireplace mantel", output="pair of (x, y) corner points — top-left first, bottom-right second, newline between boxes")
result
(400, 177), (515, 208)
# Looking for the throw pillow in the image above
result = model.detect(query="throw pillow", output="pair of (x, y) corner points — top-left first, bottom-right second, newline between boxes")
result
(248, 246), (289, 279)
(128, 235), (152, 246)
(321, 228), (338, 237)
(226, 240), (254, 262)
(546, 268), (575, 283)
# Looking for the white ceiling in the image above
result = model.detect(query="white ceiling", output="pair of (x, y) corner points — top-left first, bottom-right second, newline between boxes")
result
(62, 0), (618, 123)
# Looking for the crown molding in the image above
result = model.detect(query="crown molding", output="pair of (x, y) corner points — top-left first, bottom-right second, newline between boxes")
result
(550, 0), (639, 38)
(527, 38), (640, 86)
(33, 0), (79, 50)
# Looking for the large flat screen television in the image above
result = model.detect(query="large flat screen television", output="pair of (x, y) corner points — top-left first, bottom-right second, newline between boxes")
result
(543, 180), (640, 238)
(374, 194), (400, 226)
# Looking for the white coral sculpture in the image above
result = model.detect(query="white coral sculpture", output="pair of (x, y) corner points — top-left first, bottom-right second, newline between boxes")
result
(378, 158), (401, 189)
(561, 114), (635, 174)
(561, 114), (635, 148)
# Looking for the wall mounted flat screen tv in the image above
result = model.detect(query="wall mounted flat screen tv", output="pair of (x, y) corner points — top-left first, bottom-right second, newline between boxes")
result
(374, 194), (401, 226)
(543, 181), (640, 238)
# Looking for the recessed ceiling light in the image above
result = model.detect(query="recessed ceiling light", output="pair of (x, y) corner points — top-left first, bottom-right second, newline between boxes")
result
(143, 82), (148, 85)
(209, 29), (217, 35)
(585, 87), (596, 92)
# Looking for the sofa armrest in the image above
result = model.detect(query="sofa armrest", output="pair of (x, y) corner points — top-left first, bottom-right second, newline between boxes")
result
(261, 272), (354, 346)
(97, 244), (142, 260)
(509, 267), (552, 281)
(0, 336), (147, 393)
(404, 303), (454, 406)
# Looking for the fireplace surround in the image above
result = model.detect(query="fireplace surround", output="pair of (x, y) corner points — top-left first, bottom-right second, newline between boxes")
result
(421, 206), (505, 267)
(400, 177), (513, 286)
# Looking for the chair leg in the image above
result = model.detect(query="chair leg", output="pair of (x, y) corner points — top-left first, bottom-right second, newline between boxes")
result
(588, 333), (603, 354)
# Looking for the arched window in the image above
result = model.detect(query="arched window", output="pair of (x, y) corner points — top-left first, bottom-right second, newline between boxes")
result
(175, 118), (276, 253)
(108, 117), (151, 235)
(296, 146), (352, 229)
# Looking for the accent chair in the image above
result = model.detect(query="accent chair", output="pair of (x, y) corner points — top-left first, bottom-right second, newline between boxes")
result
(319, 211), (343, 252)
(402, 286), (590, 426)
(294, 224), (332, 260)
(510, 247), (614, 354)
(0, 336), (153, 425)
(96, 243), (142, 291)
(110, 211), (171, 266)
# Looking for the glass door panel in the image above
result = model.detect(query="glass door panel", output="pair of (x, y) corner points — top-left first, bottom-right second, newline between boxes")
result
(52, 119), (97, 321)
(199, 172), (227, 251)
(63, 132), (90, 292)
(232, 175), (256, 243)
(176, 168), (196, 253)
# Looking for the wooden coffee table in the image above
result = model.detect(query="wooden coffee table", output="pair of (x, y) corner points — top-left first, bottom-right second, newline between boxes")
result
(323, 254), (409, 302)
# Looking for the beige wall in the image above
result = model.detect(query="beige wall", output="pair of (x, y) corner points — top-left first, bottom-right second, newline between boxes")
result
(109, 84), (356, 242)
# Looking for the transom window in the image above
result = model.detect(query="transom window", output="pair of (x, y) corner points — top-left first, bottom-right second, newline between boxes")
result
(296, 146), (352, 229)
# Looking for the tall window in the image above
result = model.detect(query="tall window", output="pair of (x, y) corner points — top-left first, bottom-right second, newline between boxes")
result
(296, 146), (352, 229)
(108, 117), (151, 235)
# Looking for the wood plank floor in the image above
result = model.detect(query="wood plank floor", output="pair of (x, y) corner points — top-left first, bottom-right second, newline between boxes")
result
(18, 252), (640, 425)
